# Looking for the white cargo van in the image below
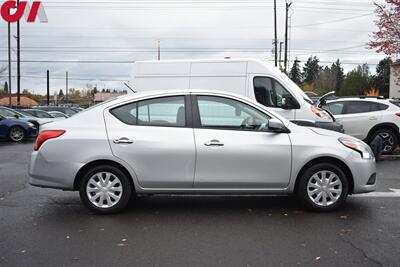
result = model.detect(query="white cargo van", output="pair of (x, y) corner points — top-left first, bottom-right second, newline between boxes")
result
(130, 58), (343, 132)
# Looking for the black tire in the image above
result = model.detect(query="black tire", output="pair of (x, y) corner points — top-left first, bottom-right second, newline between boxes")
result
(79, 165), (133, 214)
(8, 126), (25, 142)
(297, 163), (349, 212)
(369, 128), (398, 155)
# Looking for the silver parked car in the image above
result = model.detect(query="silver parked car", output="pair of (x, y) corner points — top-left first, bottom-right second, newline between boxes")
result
(29, 90), (377, 214)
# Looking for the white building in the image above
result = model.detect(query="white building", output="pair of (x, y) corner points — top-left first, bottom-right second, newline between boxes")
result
(390, 62), (400, 99)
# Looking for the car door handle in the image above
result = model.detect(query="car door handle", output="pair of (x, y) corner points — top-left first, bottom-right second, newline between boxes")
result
(369, 116), (378, 120)
(204, 140), (224, 147)
(113, 138), (134, 144)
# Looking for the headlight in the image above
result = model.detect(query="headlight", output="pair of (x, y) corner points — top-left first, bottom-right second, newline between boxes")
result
(27, 122), (35, 128)
(311, 105), (332, 120)
(339, 137), (374, 159)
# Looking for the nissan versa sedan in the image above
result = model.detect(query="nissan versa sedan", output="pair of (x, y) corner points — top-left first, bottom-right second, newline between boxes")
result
(29, 90), (377, 214)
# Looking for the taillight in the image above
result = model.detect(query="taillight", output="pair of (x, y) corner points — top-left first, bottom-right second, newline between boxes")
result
(34, 130), (65, 151)
(396, 112), (400, 117)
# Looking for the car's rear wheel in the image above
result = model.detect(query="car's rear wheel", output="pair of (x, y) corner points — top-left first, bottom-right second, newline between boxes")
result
(297, 163), (349, 211)
(79, 165), (132, 214)
(370, 128), (398, 154)
(8, 126), (25, 142)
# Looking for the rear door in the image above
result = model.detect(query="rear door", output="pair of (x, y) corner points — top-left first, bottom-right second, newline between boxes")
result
(325, 101), (382, 139)
(192, 94), (292, 189)
(104, 95), (196, 188)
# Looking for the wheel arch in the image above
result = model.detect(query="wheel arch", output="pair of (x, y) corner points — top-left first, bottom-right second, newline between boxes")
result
(294, 156), (354, 194)
(73, 159), (136, 192)
(365, 123), (400, 143)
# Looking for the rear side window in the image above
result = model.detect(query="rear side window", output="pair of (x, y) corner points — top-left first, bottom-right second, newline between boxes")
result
(370, 102), (389, 111)
(344, 101), (371, 114)
(110, 96), (186, 127)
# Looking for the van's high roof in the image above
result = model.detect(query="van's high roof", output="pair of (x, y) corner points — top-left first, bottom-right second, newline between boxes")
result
(132, 58), (281, 76)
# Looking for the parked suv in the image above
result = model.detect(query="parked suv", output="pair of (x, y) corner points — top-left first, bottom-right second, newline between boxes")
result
(321, 97), (400, 153)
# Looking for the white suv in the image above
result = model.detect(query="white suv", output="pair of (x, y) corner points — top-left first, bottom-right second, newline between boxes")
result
(321, 97), (400, 153)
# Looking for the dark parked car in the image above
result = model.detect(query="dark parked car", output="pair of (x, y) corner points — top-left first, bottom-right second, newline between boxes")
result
(22, 109), (55, 119)
(0, 114), (38, 142)
(36, 106), (78, 117)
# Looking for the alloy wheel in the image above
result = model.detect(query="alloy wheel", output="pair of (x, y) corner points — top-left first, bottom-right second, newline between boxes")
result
(9, 127), (24, 142)
(378, 132), (395, 153)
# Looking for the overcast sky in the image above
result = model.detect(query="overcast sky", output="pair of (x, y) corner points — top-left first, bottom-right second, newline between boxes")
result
(0, 0), (386, 94)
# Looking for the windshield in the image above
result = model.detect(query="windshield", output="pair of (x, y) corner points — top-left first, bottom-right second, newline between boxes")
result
(0, 108), (19, 118)
(35, 110), (54, 118)
(279, 73), (314, 105)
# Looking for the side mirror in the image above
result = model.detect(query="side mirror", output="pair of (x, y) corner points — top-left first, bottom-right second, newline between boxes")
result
(281, 94), (300, 110)
(14, 114), (19, 119)
(268, 118), (290, 133)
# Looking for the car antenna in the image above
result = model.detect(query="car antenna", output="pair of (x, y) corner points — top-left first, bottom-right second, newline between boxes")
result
(124, 82), (137, 93)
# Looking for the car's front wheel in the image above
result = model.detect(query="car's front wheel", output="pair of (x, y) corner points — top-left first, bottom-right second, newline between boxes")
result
(79, 165), (133, 214)
(297, 163), (349, 211)
(8, 126), (25, 142)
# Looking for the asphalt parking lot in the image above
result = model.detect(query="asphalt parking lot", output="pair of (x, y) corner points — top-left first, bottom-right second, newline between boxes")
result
(1, 141), (400, 267)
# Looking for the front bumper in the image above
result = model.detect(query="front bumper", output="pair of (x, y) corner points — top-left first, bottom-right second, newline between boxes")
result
(27, 127), (38, 139)
(346, 153), (377, 194)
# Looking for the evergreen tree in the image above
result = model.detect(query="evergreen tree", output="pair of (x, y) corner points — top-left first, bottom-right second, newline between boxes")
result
(302, 56), (321, 84)
(341, 64), (371, 96)
(289, 58), (302, 85)
(58, 89), (64, 97)
(372, 58), (390, 97)
(331, 59), (344, 94)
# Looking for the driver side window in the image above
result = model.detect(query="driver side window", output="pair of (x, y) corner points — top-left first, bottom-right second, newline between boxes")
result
(196, 96), (270, 131)
(253, 77), (291, 108)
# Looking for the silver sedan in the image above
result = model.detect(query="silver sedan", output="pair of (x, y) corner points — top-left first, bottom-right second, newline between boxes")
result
(29, 90), (377, 214)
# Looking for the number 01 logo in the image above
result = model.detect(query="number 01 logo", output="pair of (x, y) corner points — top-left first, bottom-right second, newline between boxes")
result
(1, 1), (48, 23)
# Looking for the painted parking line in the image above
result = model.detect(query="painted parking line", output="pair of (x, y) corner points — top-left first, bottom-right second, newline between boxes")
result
(355, 188), (400, 197)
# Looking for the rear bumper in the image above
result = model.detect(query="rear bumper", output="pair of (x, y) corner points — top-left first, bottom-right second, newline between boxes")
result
(29, 151), (82, 190)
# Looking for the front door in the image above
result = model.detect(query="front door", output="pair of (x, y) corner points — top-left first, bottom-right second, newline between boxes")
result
(193, 95), (292, 189)
(104, 95), (196, 188)
(248, 75), (296, 120)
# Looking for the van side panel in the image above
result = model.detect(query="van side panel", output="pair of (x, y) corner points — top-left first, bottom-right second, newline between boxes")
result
(132, 62), (191, 91)
(134, 77), (190, 91)
(189, 62), (247, 95)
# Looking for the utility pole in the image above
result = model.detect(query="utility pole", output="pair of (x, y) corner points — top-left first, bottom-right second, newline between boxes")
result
(274, 0), (278, 67)
(16, 0), (21, 107)
(284, 1), (293, 74)
(157, 40), (161, 60)
(65, 71), (68, 103)
(279, 41), (284, 70)
(7, 8), (12, 108)
(46, 70), (50, 105)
